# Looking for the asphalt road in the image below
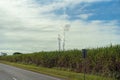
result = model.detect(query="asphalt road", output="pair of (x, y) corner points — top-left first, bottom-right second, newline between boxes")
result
(0, 63), (62, 80)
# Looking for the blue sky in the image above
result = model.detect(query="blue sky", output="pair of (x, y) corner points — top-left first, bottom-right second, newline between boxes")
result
(53, 0), (120, 21)
(0, 0), (120, 54)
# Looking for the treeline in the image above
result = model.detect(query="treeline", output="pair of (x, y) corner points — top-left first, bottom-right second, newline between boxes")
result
(0, 45), (120, 79)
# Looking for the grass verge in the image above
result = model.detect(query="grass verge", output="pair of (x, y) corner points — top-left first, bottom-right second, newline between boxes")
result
(0, 61), (114, 80)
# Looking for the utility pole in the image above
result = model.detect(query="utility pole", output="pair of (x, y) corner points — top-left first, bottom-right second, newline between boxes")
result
(58, 34), (61, 51)
(82, 49), (87, 80)
(63, 6), (66, 51)
(62, 0), (70, 51)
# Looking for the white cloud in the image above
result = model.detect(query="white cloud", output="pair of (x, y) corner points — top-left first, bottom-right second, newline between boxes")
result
(77, 13), (93, 20)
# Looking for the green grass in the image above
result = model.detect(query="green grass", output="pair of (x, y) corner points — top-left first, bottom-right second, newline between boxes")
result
(0, 61), (114, 80)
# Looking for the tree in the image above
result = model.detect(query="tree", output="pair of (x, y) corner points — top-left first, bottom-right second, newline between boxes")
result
(0, 52), (7, 56)
(13, 52), (22, 55)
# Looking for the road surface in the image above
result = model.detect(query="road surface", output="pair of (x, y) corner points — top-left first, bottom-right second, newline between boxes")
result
(0, 63), (62, 80)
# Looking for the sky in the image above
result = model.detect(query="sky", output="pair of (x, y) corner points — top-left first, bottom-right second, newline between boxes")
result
(0, 0), (120, 54)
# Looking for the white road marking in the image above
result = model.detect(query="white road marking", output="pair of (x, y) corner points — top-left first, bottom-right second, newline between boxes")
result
(13, 77), (17, 80)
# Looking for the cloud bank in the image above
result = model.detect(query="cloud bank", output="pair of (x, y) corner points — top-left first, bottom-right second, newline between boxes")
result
(0, 0), (119, 54)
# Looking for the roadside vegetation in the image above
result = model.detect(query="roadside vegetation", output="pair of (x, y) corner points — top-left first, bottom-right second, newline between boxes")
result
(0, 45), (120, 80)
(0, 61), (114, 80)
